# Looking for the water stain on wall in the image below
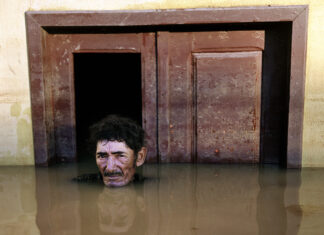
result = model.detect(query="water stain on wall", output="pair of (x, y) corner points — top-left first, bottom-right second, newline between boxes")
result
(10, 103), (21, 117)
(7, 103), (34, 165)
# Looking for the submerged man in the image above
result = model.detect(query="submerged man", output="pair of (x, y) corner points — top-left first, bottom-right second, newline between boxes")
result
(87, 115), (147, 187)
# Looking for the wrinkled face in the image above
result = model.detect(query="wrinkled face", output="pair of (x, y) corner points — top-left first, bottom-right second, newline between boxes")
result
(96, 140), (141, 187)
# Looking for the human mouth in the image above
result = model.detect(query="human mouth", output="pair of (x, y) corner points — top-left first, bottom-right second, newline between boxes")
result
(103, 171), (123, 179)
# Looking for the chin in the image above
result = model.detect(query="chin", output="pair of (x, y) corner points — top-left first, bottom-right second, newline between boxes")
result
(103, 178), (131, 187)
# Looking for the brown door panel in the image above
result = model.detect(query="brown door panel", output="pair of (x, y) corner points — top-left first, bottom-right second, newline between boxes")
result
(158, 31), (264, 163)
(194, 52), (261, 163)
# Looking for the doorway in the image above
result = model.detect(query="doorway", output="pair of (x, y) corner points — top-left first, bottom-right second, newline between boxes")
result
(26, 6), (308, 168)
(74, 53), (142, 159)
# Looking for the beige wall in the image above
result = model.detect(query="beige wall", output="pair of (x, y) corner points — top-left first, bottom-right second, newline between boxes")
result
(0, 0), (323, 166)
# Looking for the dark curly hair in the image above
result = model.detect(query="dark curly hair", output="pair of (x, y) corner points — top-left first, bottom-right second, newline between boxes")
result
(89, 115), (145, 155)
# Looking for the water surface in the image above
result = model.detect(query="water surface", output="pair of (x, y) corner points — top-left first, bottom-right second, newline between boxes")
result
(0, 161), (324, 235)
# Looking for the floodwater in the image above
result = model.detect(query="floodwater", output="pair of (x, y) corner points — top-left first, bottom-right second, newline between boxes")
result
(1, 160), (324, 235)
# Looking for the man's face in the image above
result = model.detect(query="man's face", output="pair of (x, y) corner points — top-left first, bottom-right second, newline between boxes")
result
(96, 140), (138, 187)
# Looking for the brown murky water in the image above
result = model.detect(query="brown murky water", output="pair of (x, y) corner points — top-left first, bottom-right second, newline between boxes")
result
(1, 161), (324, 235)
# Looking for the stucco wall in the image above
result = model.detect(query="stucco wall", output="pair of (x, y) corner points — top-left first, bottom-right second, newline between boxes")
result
(0, 0), (323, 166)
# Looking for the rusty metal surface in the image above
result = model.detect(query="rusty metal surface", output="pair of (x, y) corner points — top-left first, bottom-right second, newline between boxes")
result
(194, 51), (262, 163)
(42, 33), (157, 163)
(158, 31), (264, 163)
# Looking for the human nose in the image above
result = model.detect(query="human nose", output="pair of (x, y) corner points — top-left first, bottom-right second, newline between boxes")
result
(106, 156), (117, 172)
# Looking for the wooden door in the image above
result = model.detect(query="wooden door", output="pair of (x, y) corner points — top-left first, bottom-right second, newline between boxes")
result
(43, 33), (157, 163)
(158, 31), (264, 163)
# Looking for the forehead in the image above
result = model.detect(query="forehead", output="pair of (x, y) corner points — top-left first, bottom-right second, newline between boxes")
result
(96, 140), (132, 153)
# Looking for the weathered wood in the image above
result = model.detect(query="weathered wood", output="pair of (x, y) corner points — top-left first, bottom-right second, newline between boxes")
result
(25, 6), (308, 167)
(287, 8), (308, 168)
(195, 51), (262, 163)
(40, 33), (157, 164)
(26, 6), (306, 26)
(158, 31), (264, 163)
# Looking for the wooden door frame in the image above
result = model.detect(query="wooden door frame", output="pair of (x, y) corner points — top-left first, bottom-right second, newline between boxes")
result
(26, 5), (308, 168)
(41, 33), (157, 165)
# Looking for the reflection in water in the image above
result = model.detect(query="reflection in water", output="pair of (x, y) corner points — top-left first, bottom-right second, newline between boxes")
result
(35, 165), (82, 235)
(97, 187), (146, 234)
(77, 178), (147, 235)
(257, 167), (301, 235)
(0, 167), (39, 235)
(195, 165), (260, 234)
(1, 162), (323, 234)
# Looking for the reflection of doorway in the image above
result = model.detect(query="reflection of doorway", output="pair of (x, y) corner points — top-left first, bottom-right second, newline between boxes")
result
(26, 6), (308, 167)
(74, 53), (142, 158)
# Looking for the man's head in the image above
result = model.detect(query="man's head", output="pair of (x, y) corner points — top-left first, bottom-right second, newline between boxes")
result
(90, 115), (147, 187)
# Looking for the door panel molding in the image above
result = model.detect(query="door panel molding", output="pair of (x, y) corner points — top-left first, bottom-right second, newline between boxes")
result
(194, 51), (262, 163)
(158, 31), (264, 163)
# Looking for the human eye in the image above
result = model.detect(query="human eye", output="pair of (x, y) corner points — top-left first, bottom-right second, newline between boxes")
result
(96, 153), (107, 159)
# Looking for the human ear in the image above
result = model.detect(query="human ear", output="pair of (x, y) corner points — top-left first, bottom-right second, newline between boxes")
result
(136, 147), (147, 167)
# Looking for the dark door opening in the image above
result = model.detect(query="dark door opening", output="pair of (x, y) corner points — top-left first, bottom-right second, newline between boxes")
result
(74, 53), (142, 158)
